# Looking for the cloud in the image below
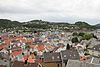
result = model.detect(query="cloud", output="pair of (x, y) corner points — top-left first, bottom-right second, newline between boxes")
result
(0, 0), (100, 24)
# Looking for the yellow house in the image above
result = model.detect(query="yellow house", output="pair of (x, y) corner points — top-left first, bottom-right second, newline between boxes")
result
(44, 63), (62, 67)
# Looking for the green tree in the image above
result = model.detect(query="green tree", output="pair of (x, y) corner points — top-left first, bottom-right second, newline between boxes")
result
(33, 51), (37, 56)
(25, 45), (30, 49)
(78, 32), (85, 36)
(22, 53), (24, 56)
(71, 37), (79, 43)
(72, 32), (78, 36)
(82, 33), (93, 40)
(75, 21), (91, 29)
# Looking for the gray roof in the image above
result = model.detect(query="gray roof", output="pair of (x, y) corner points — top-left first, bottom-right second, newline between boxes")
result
(44, 52), (61, 63)
(0, 52), (9, 59)
(57, 43), (64, 47)
(44, 48), (80, 63)
(89, 44), (100, 52)
(61, 48), (80, 60)
(66, 60), (100, 67)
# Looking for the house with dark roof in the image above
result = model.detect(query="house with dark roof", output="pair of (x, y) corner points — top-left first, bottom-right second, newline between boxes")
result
(61, 48), (80, 60)
(61, 48), (80, 67)
(43, 48), (80, 67)
(44, 52), (61, 63)
(44, 52), (62, 67)
(88, 44), (100, 57)
(0, 52), (9, 60)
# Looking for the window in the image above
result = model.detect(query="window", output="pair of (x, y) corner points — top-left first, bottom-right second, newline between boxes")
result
(99, 48), (100, 50)
(52, 56), (54, 60)
(74, 54), (76, 56)
(57, 56), (59, 58)
(64, 55), (66, 57)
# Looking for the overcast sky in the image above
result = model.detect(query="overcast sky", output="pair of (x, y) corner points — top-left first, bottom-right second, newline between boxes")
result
(0, 0), (100, 25)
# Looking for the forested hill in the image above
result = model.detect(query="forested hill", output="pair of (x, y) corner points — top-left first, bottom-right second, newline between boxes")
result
(0, 19), (99, 30)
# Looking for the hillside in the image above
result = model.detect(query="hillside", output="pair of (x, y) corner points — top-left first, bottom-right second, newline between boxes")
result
(95, 24), (100, 28)
(0, 19), (22, 28)
(0, 19), (99, 31)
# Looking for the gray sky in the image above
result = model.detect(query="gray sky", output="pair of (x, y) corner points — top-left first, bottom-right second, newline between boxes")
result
(0, 0), (100, 25)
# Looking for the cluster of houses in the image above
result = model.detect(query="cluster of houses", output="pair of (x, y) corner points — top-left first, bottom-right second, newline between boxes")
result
(0, 30), (100, 67)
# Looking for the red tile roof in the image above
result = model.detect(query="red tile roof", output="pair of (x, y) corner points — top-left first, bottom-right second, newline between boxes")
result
(29, 45), (35, 48)
(0, 43), (8, 50)
(11, 50), (22, 56)
(23, 54), (35, 63)
(4, 40), (11, 45)
(26, 40), (33, 45)
(27, 58), (35, 63)
(37, 45), (45, 51)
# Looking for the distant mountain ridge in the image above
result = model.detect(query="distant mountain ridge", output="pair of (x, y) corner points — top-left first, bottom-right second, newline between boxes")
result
(95, 23), (100, 28)
(0, 19), (100, 30)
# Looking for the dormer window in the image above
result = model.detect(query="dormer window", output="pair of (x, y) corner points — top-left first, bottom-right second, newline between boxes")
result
(99, 48), (100, 50)
(64, 55), (66, 57)
(74, 54), (76, 56)
(52, 56), (54, 59)
(57, 56), (59, 58)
